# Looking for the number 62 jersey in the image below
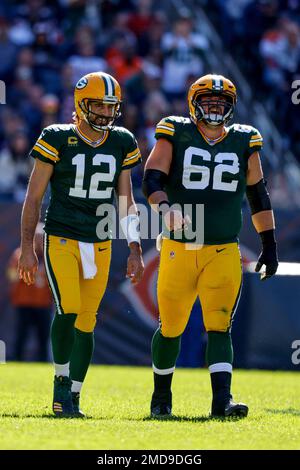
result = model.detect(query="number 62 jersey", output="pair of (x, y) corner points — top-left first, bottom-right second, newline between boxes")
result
(30, 124), (141, 242)
(155, 116), (263, 245)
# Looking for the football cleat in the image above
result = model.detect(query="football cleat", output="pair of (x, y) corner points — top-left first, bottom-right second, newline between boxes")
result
(150, 391), (172, 418)
(52, 375), (74, 418)
(71, 392), (85, 418)
(211, 398), (248, 418)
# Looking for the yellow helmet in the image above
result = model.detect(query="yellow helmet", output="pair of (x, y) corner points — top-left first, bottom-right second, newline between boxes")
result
(74, 72), (122, 131)
(188, 74), (237, 126)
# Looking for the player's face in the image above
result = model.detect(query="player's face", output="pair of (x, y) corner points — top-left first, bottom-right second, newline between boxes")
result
(88, 100), (116, 126)
(200, 95), (226, 116)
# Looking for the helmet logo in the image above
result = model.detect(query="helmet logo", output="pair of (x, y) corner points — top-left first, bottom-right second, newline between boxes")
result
(76, 77), (88, 90)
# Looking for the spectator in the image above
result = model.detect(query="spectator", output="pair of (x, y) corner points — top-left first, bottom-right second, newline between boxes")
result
(260, 18), (300, 92)
(6, 224), (53, 362)
(108, 40), (142, 85)
(0, 131), (32, 201)
(68, 37), (107, 85)
(40, 94), (60, 128)
(59, 64), (75, 123)
(161, 14), (208, 101)
(0, 16), (18, 82)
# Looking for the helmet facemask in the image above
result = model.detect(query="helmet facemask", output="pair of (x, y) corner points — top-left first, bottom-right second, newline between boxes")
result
(79, 98), (121, 131)
(192, 93), (235, 126)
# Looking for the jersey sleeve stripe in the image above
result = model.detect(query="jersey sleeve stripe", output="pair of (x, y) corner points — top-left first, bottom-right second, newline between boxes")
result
(122, 154), (141, 167)
(33, 145), (60, 161)
(123, 150), (141, 163)
(249, 141), (263, 148)
(249, 138), (263, 143)
(35, 142), (59, 158)
(38, 139), (59, 155)
(123, 152), (141, 163)
(126, 148), (140, 158)
(156, 125), (175, 133)
(250, 135), (262, 140)
(155, 128), (174, 136)
(157, 121), (175, 130)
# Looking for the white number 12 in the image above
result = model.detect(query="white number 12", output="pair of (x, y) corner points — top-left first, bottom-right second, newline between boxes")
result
(69, 153), (116, 199)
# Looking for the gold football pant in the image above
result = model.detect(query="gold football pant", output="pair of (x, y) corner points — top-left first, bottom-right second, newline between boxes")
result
(44, 234), (111, 333)
(157, 239), (242, 337)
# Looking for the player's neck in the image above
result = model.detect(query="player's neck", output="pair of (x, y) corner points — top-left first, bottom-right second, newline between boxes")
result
(77, 120), (105, 142)
(197, 122), (225, 141)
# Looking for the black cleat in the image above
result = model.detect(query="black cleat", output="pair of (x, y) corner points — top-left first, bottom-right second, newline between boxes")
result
(71, 392), (85, 418)
(151, 403), (172, 418)
(211, 399), (249, 418)
(52, 375), (74, 418)
(150, 391), (172, 418)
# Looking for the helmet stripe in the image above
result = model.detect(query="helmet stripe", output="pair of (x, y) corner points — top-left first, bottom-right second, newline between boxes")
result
(106, 75), (115, 96)
(101, 74), (116, 97)
(103, 74), (114, 96)
(109, 76), (115, 96)
(212, 77), (223, 91)
(102, 75), (109, 95)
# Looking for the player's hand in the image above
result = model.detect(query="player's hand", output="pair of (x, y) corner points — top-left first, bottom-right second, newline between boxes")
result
(164, 209), (189, 232)
(18, 249), (39, 285)
(255, 243), (278, 281)
(126, 243), (144, 285)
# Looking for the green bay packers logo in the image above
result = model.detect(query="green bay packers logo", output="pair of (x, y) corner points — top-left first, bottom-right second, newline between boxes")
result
(76, 77), (88, 89)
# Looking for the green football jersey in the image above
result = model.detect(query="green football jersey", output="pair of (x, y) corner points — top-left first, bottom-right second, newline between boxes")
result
(30, 124), (141, 242)
(155, 116), (263, 244)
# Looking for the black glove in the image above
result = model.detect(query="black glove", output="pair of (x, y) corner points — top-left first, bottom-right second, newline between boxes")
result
(255, 229), (279, 281)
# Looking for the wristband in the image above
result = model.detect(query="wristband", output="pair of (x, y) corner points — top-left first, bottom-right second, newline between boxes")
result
(120, 214), (140, 245)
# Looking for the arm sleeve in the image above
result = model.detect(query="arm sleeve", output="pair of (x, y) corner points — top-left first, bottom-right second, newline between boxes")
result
(29, 127), (61, 166)
(154, 117), (175, 144)
(122, 133), (142, 170)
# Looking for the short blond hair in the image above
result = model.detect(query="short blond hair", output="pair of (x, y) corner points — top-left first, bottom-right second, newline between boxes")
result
(72, 111), (80, 125)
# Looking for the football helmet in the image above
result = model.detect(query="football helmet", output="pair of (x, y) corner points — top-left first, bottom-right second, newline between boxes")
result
(74, 72), (122, 131)
(188, 74), (237, 126)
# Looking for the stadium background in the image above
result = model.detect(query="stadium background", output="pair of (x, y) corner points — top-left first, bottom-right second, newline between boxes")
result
(0, 0), (299, 370)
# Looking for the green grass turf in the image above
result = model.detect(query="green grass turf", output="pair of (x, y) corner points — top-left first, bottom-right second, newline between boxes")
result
(0, 363), (299, 450)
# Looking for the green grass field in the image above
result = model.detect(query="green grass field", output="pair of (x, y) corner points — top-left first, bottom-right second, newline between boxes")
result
(0, 363), (299, 450)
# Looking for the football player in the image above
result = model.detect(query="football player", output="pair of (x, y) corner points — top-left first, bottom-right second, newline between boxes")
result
(18, 72), (144, 417)
(143, 74), (278, 418)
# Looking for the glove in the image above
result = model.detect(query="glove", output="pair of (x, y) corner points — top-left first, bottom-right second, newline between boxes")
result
(255, 229), (279, 281)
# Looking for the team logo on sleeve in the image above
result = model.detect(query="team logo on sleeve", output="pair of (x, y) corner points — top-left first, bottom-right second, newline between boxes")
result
(76, 77), (88, 89)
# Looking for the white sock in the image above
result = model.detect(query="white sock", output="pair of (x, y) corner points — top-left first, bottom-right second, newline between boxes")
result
(71, 380), (83, 393)
(54, 362), (70, 377)
(208, 362), (233, 374)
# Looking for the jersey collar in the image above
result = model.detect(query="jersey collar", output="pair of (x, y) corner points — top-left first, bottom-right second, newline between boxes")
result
(74, 125), (109, 147)
(197, 126), (228, 146)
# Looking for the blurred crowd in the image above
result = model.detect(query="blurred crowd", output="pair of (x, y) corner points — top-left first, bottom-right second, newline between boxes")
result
(208, 0), (300, 159)
(0, 0), (209, 201)
(0, 0), (299, 202)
